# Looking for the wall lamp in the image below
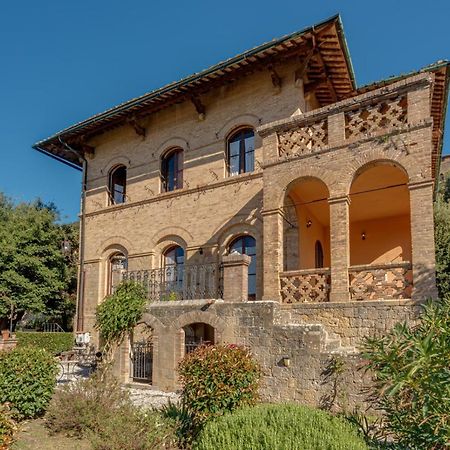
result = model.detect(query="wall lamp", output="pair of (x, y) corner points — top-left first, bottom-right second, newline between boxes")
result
(306, 220), (312, 228)
(361, 231), (366, 241)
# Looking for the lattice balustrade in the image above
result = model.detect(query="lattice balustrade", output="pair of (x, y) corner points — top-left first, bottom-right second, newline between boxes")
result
(345, 95), (407, 140)
(277, 119), (328, 158)
(279, 269), (331, 303)
(349, 262), (412, 301)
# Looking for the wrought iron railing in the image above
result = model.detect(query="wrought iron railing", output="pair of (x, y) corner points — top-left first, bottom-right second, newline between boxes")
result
(279, 268), (331, 303)
(130, 341), (152, 383)
(349, 261), (413, 301)
(123, 263), (223, 302)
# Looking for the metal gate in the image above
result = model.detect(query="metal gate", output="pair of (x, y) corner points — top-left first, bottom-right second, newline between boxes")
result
(131, 342), (153, 383)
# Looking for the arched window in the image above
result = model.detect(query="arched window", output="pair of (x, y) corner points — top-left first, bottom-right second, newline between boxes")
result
(229, 235), (256, 300)
(163, 246), (185, 298)
(161, 149), (183, 192)
(109, 165), (127, 204)
(108, 252), (127, 294)
(227, 128), (255, 176)
(315, 240), (324, 269)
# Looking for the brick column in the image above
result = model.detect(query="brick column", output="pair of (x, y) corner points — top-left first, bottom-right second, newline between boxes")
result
(327, 112), (346, 147)
(222, 253), (251, 302)
(261, 209), (283, 301)
(329, 196), (350, 302)
(408, 180), (438, 300)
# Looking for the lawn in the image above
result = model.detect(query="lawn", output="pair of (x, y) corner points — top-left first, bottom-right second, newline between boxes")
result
(12, 419), (91, 450)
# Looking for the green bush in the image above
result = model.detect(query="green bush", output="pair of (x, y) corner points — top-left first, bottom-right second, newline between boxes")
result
(0, 404), (18, 449)
(46, 370), (176, 449)
(178, 344), (261, 424)
(95, 281), (147, 361)
(362, 298), (450, 449)
(193, 404), (369, 450)
(0, 347), (57, 419)
(16, 331), (73, 355)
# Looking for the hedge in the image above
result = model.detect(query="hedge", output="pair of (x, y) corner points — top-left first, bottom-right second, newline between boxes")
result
(16, 332), (73, 355)
(193, 404), (369, 450)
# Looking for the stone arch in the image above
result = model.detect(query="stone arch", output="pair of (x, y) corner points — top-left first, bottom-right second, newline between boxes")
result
(97, 236), (133, 259)
(273, 167), (336, 210)
(156, 137), (189, 157)
(216, 221), (261, 257)
(137, 313), (166, 335)
(343, 151), (415, 195)
(171, 310), (228, 340)
(216, 114), (261, 141)
(151, 226), (193, 250)
(101, 156), (131, 176)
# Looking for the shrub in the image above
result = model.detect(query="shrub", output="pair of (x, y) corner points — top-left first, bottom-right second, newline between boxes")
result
(160, 400), (197, 449)
(193, 404), (369, 450)
(16, 331), (73, 355)
(0, 347), (57, 419)
(95, 281), (147, 361)
(178, 344), (261, 424)
(46, 370), (176, 449)
(0, 404), (18, 449)
(362, 298), (450, 449)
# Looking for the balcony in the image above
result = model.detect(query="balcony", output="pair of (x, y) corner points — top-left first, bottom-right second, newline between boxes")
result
(122, 263), (222, 302)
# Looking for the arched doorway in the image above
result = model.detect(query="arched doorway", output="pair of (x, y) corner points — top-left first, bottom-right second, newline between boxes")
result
(183, 323), (215, 354)
(130, 323), (153, 384)
(349, 162), (412, 299)
(283, 177), (330, 270)
(229, 235), (257, 300)
(279, 177), (331, 303)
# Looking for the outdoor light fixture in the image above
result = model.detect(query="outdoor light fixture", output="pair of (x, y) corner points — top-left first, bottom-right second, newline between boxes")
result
(61, 239), (71, 256)
(361, 231), (366, 241)
(281, 356), (291, 367)
(306, 220), (312, 228)
(199, 247), (204, 255)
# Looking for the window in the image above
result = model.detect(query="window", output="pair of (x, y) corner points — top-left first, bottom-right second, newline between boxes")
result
(109, 165), (127, 204)
(163, 245), (185, 288)
(108, 252), (127, 294)
(227, 128), (255, 176)
(315, 240), (324, 269)
(229, 235), (256, 300)
(161, 149), (183, 192)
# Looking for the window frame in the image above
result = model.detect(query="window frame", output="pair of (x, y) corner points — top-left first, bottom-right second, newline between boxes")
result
(108, 165), (127, 205)
(226, 127), (255, 176)
(161, 148), (184, 192)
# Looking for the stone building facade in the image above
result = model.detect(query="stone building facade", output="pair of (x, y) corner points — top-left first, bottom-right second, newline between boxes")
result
(34, 15), (449, 407)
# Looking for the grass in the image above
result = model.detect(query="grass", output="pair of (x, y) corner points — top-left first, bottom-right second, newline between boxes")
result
(12, 419), (91, 450)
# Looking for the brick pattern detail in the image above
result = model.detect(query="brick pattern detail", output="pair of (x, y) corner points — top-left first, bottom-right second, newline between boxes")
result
(277, 119), (328, 158)
(345, 95), (407, 139)
(349, 262), (413, 301)
(280, 269), (331, 303)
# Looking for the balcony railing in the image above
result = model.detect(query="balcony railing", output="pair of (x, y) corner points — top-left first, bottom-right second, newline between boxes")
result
(349, 261), (413, 301)
(122, 263), (222, 302)
(279, 268), (331, 303)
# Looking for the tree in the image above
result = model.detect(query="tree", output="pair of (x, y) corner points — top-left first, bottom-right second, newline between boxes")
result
(435, 174), (450, 297)
(0, 195), (78, 331)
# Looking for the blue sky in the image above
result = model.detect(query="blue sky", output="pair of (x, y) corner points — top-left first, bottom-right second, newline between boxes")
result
(0, 0), (448, 223)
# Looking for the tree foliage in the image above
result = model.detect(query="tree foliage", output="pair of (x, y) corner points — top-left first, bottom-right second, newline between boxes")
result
(362, 298), (450, 449)
(0, 194), (78, 329)
(435, 194), (450, 297)
(95, 281), (147, 360)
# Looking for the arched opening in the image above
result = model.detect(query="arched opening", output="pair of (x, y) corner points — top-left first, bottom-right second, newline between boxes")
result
(183, 322), (215, 354)
(130, 323), (153, 384)
(108, 165), (127, 204)
(229, 235), (256, 300)
(161, 148), (183, 192)
(349, 162), (412, 299)
(283, 177), (330, 270)
(161, 245), (185, 300)
(108, 251), (127, 295)
(227, 127), (255, 176)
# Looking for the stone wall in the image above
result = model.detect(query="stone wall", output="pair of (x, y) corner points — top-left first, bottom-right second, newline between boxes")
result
(117, 299), (420, 411)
